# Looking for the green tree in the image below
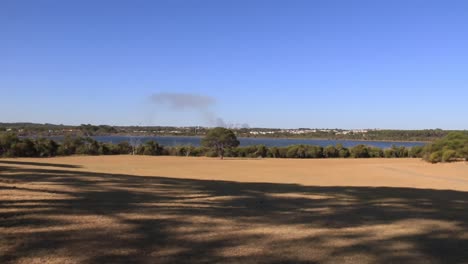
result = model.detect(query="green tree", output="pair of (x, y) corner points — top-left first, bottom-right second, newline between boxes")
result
(324, 145), (339, 158)
(409, 146), (424, 158)
(116, 142), (132, 154)
(423, 132), (468, 163)
(286, 145), (300, 158)
(75, 137), (100, 155)
(0, 133), (20, 157)
(351, 145), (370, 158)
(138, 140), (163, 155)
(306, 145), (323, 158)
(336, 144), (350, 158)
(442, 150), (457, 163)
(254, 145), (268, 158)
(35, 138), (59, 157)
(369, 147), (384, 158)
(202, 127), (240, 159)
(11, 138), (37, 157)
(267, 147), (280, 158)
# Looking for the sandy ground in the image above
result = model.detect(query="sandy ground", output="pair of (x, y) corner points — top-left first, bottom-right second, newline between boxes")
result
(1, 156), (468, 263)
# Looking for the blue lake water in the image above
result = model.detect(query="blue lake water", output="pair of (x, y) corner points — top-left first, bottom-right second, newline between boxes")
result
(79, 136), (426, 149)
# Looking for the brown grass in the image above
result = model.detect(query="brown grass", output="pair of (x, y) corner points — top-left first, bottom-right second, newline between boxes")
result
(1, 156), (468, 263)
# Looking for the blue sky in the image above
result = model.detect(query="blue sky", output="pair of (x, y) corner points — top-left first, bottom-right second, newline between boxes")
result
(1, 0), (467, 129)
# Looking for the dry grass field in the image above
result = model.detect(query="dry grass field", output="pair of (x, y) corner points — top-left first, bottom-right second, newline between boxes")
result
(1, 156), (468, 263)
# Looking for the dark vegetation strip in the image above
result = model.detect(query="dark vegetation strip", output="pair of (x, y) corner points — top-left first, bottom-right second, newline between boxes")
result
(0, 131), (467, 163)
(0, 122), (464, 142)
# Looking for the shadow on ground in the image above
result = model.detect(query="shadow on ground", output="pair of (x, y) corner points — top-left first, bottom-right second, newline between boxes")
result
(1, 160), (467, 263)
(0, 160), (82, 168)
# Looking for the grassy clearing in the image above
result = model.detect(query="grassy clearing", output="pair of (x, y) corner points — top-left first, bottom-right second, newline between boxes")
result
(1, 156), (468, 263)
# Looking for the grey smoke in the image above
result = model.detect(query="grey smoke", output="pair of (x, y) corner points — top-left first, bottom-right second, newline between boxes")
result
(202, 111), (227, 127)
(150, 92), (216, 110)
(150, 92), (230, 127)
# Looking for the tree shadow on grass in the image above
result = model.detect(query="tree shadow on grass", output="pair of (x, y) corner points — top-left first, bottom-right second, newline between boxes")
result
(1, 163), (468, 263)
(0, 160), (82, 168)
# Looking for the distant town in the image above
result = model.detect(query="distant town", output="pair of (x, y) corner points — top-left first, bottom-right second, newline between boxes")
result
(0, 122), (462, 142)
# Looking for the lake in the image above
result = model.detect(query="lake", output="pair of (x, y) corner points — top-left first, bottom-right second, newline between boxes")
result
(81, 136), (426, 149)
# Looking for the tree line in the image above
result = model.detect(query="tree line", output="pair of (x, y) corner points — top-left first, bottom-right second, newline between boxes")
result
(1, 128), (466, 163)
(422, 132), (468, 163)
(0, 132), (424, 159)
(1, 122), (465, 142)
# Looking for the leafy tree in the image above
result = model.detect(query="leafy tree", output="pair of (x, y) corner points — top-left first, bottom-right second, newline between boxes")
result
(11, 138), (37, 157)
(267, 147), (280, 158)
(324, 145), (339, 158)
(350, 145), (370, 158)
(57, 136), (84, 155)
(369, 147), (384, 158)
(116, 142), (132, 154)
(336, 144), (350, 158)
(35, 138), (59, 157)
(0, 133), (20, 156)
(423, 132), (468, 163)
(306, 145), (323, 158)
(138, 140), (163, 155)
(99, 143), (112, 155)
(254, 145), (268, 158)
(428, 152), (442, 163)
(286, 145), (300, 158)
(442, 150), (457, 163)
(409, 146), (424, 158)
(202, 127), (240, 159)
(75, 137), (100, 155)
(187, 146), (207, 157)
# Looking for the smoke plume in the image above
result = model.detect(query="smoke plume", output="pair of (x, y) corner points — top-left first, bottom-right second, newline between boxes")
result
(150, 93), (216, 110)
(150, 92), (229, 127)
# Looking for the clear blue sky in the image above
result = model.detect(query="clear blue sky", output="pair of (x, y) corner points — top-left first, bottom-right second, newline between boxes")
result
(1, 0), (467, 129)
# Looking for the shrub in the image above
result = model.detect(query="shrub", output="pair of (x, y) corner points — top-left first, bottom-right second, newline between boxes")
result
(423, 132), (468, 163)
(409, 146), (424, 158)
(428, 152), (442, 163)
(0, 133), (20, 156)
(306, 146), (323, 158)
(254, 145), (268, 158)
(350, 145), (369, 158)
(338, 148), (350, 158)
(267, 147), (280, 158)
(116, 142), (132, 154)
(324, 145), (339, 158)
(368, 147), (384, 158)
(442, 150), (457, 163)
(205, 150), (219, 158)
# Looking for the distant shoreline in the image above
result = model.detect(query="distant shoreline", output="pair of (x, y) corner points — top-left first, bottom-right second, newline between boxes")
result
(236, 136), (429, 144)
(37, 134), (428, 144)
(138, 135), (429, 144)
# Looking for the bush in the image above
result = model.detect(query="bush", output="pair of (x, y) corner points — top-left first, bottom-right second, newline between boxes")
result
(286, 145), (300, 158)
(0, 133), (20, 156)
(369, 147), (384, 158)
(306, 146), (323, 158)
(35, 138), (59, 157)
(116, 142), (132, 154)
(428, 152), (442, 163)
(350, 145), (369, 158)
(254, 145), (268, 158)
(136, 140), (164, 156)
(267, 147), (280, 158)
(423, 132), (468, 163)
(75, 138), (100, 155)
(338, 147), (350, 158)
(205, 150), (219, 158)
(409, 146), (424, 158)
(324, 145), (339, 158)
(442, 150), (457, 163)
